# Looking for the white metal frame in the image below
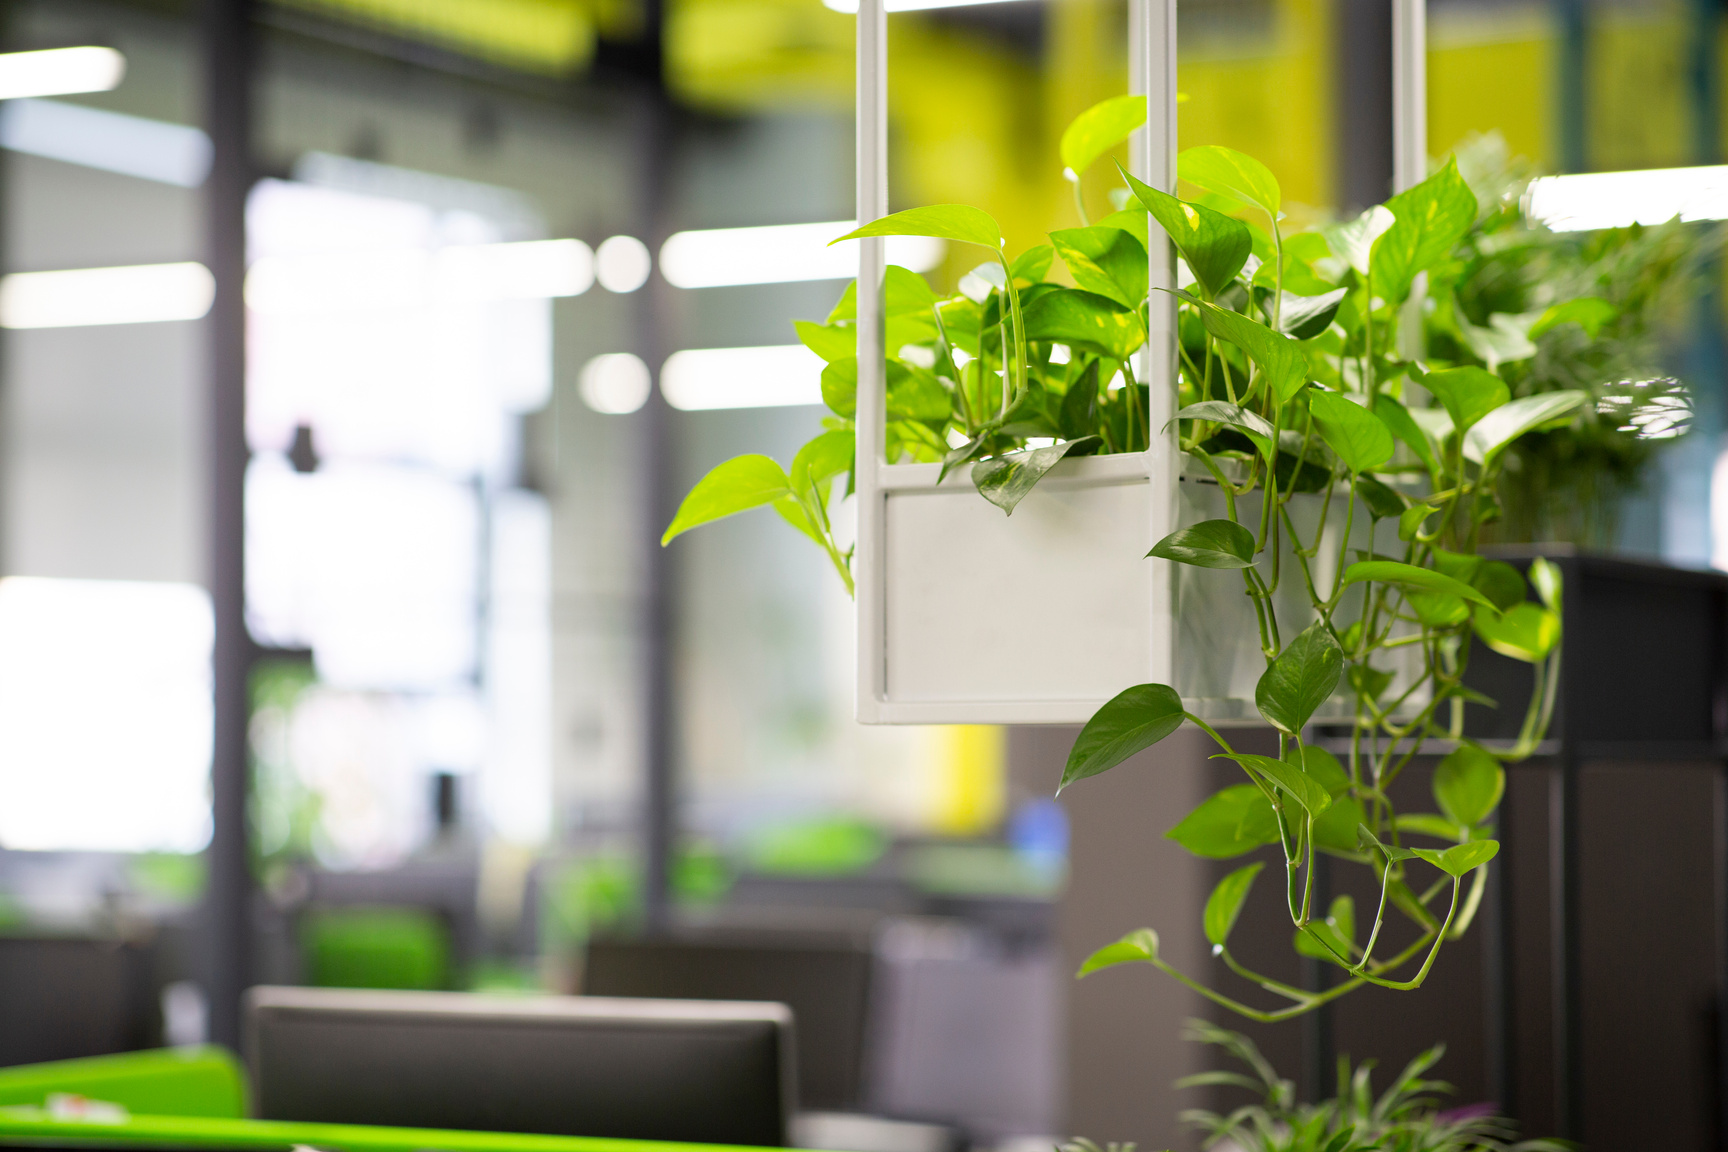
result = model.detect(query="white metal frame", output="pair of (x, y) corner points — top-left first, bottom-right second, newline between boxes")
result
(851, 0), (1427, 725)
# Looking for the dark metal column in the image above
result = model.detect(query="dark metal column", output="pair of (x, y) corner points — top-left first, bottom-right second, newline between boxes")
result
(1485, 777), (1515, 1115)
(1335, 0), (1394, 212)
(201, 0), (256, 1049)
(1548, 754), (1582, 1141)
(1554, 0), (1587, 172)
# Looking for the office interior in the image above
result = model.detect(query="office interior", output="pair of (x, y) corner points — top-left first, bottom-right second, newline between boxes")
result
(0, 0), (1724, 1151)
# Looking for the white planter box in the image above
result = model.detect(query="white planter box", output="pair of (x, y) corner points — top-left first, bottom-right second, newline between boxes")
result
(858, 451), (1412, 725)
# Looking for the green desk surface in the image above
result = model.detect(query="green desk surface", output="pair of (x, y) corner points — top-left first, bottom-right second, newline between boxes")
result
(0, 1109), (779, 1152)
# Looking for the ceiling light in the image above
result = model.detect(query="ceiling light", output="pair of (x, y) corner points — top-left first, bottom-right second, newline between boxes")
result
(0, 262), (214, 329)
(0, 99), (210, 187)
(579, 353), (651, 414)
(660, 345), (824, 410)
(659, 220), (946, 288)
(596, 235), (652, 293)
(0, 46), (125, 101)
(245, 240), (594, 315)
(1525, 165), (1728, 231)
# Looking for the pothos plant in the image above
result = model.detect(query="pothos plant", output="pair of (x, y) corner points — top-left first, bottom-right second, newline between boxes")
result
(664, 95), (1587, 1021)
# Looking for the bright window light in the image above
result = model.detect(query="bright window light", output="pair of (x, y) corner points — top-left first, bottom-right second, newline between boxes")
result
(0, 47), (125, 101)
(0, 577), (212, 853)
(246, 239), (593, 315)
(596, 235), (652, 293)
(660, 221), (946, 288)
(0, 261), (214, 329)
(1525, 165), (1728, 231)
(661, 344), (824, 410)
(579, 353), (651, 414)
(0, 98), (210, 186)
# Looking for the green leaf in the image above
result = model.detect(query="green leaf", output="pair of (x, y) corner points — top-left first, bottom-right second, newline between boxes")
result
(1058, 359), (1101, 439)
(820, 359), (945, 424)
(1433, 744), (1505, 827)
(1408, 591), (1470, 628)
(1313, 795), (1369, 854)
(820, 358), (859, 418)
(1463, 390), (1589, 465)
(1174, 400), (1277, 459)
(1254, 620), (1345, 734)
(1474, 602), (1560, 662)
(1373, 394), (1439, 474)
(1355, 474), (1406, 520)
(790, 429), (854, 499)
(1022, 288), (1146, 361)
(1148, 519), (1257, 568)
(1294, 894), (1355, 964)
(1011, 244), (1055, 283)
(1077, 927), (1159, 977)
(1167, 785), (1280, 858)
(1309, 391), (1395, 473)
(1471, 560), (1527, 611)
(1412, 839), (1499, 878)
(1184, 296), (1309, 407)
(1396, 812), (1465, 841)
(828, 265), (940, 322)
(1062, 683), (1186, 791)
(1357, 823), (1415, 862)
(1204, 862), (1264, 947)
(1050, 224), (1150, 309)
(795, 319), (855, 363)
(1290, 744), (1350, 795)
(1422, 366), (1509, 434)
(1347, 662), (1393, 701)
(1326, 205), (1395, 276)
(972, 437), (1102, 515)
(1529, 295), (1616, 339)
(1178, 145), (1281, 221)
(663, 455), (792, 545)
(1215, 753), (1333, 817)
(1530, 556), (1563, 611)
(834, 205), (1003, 251)
(1120, 169), (1251, 300)
(1369, 157), (1478, 303)
(1340, 560), (1497, 610)
(1279, 287), (1347, 339)
(1060, 94), (1147, 179)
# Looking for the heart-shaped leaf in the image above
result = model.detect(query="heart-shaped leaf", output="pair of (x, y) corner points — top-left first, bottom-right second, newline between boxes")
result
(1373, 394), (1440, 474)
(827, 265), (940, 323)
(1355, 474), (1406, 520)
(1011, 244), (1055, 283)
(1120, 168), (1252, 300)
(663, 455), (792, 545)
(1060, 94), (1147, 179)
(1396, 812), (1466, 841)
(1022, 288), (1146, 361)
(1216, 753), (1333, 816)
(1254, 621), (1345, 734)
(1433, 743), (1505, 827)
(1077, 928), (1159, 977)
(1178, 145), (1281, 221)
(1463, 390), (1588, 465)
(1181, 295), (1309, 407)
(1279, 287), (1347, 339)
(1473, 602), (1560, 662)
(1167, 785), (1280, 857)
(1050, 224), (1150, 309)
(1471, 560), (1527, 611)
(1173, 400), (1276, 459)
(1369, 157), (1478, 303)
(973, 437), (1102, 515)
(1148, 519), (1256, 568)
(1326, 205), (1396, 276)
(1062, 683), (1186, 791)
(1412, 839), (1499, 878)
(1204, 862), (1264, 947)
(1309, 390), (1395, 473)
(1341, 560), (1498, 610)
(834, 205), (1003, 251)
(1422, 366), (1509, 434)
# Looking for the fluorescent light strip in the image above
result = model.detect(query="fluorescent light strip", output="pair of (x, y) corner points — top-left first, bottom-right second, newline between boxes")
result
(661, 345), (825, 410)
(823, 0), (1031, 10)
(0, 262), (214, 329)
(660, 220), (946, 288)
(1526, 165), (1728, 231)
(245, 239), (595, 314)
(0, 99), (211, 187)
(0, 47), (125, 101)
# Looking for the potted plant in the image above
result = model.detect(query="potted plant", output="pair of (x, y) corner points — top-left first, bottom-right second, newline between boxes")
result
(664, 96), (1586, 1014)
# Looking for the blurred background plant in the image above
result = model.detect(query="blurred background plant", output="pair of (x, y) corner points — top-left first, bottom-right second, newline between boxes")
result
(1433, 133), (1721, 546)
